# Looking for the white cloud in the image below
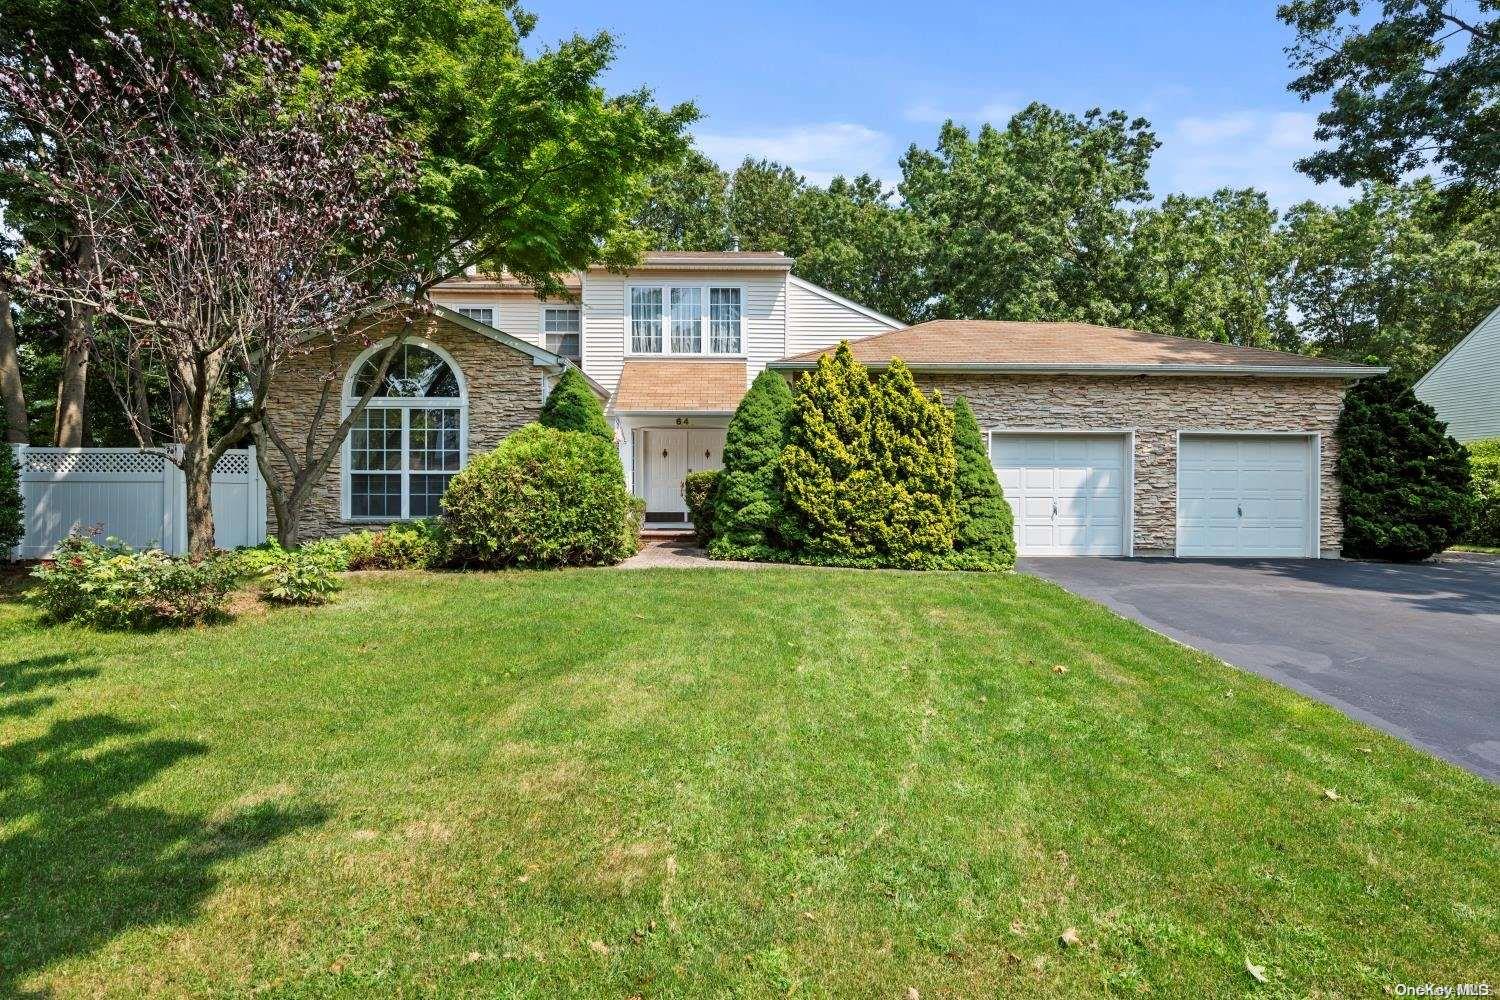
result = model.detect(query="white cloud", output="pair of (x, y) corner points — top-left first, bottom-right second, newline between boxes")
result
(695, 122), (898, 188)
(1155, 110), (1347, 208)
(1176, 113), (1257, 145)
(902, 96), (1021, 128)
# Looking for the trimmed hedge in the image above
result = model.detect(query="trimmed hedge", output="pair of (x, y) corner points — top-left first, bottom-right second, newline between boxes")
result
(441, 423), (640, 568)
(540, 367), (612, 444)
(710, 369), (794, 556)
(340, 520), (448, 570)
(684, 469), (720, 546)
(1465, 437), (1500, 547)
(1337, 374), (1472, 560)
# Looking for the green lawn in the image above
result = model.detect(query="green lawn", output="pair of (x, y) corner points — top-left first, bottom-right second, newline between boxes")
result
(1, 568), (1495, 998)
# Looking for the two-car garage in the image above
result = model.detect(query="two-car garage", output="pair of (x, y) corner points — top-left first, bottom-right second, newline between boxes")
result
(772, 317), (1385, 559)
(990, 431), (1321, 558)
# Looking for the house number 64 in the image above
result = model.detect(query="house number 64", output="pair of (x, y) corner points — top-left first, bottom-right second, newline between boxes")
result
(674, 417), (692, 426)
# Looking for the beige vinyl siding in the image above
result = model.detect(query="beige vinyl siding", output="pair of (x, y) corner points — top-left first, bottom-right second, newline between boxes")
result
(784, 276), (904, 357)
(1414, 304), (1500, 443)
(582, 270), (786, 394)
(429, 290), (578, 347)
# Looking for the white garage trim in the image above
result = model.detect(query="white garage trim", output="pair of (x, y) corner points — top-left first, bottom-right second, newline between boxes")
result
(989, 428), (1136, 557)
(1174, 430), (1321, 559)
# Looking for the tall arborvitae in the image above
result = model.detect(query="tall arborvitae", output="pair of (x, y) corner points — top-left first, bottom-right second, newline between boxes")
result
(540, 367), (612, 443)
(1337, 374), (1472, 560)
(950, 396), (1014, 568)
(710, 368), (794, 556)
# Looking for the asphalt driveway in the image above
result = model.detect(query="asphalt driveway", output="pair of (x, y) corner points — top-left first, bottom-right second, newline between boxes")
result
(1020, 555), (1500, 782)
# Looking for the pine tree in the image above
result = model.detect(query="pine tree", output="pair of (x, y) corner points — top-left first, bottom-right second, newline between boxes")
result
(950, 396), (1015, 568)
(540, 367), (612, 443)
(710, 368), (794, 555)
(1337, 374), (1472, 560)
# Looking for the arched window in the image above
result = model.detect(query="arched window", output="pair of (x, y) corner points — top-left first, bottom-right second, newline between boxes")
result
(343, 341), (467, 520)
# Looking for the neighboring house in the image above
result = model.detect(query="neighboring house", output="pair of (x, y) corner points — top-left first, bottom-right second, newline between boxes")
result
(266, 250), (1386, 558)
(1414, 304), (1500, 443)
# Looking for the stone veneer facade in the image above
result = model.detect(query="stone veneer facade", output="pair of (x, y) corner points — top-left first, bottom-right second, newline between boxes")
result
(915, 374), (1349, 556)
(264, 314), (548, 541)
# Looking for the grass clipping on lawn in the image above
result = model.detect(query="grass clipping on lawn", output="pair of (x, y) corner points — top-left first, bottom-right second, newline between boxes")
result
(0, 567), (1494, 997)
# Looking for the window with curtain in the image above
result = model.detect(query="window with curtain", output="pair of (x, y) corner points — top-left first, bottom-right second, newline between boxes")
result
(709, 288), (742, 353)
(543, 306), (581, 362)
(629, 285), (743, 354)
(346, 343), (465, 520)
(630, 287), (663, 353)
(670, 287), (702, 353)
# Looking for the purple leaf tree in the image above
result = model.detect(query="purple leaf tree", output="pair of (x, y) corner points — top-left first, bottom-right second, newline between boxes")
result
(0, 2), (418, 557)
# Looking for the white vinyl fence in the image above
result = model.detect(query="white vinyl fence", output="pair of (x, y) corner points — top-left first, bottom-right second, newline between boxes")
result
(10, 445), (268, 558)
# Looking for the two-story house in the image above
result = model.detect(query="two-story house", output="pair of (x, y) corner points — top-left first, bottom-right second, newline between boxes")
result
(266, 251), (1382, 557)
(429, 252), (904, 523)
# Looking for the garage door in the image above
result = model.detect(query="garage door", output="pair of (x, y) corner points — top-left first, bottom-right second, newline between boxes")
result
(992, 434), (1128, 556)
(1178, 435), (1315, 557)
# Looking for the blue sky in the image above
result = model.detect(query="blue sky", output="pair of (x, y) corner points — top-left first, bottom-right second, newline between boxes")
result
(523, 0), (1353, 209)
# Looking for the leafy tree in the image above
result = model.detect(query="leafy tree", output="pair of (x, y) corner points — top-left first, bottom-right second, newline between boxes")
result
(540, 367), (612, 444)
(1279, 0), (1498, 194)
(1275, 181), (1500, 377)
(250, 0), (692, 543)
(899, 104), (1158, 325)
(727, 159), (810, 256)
(637, 154), (925, 322)
(794, 175), (929, 324)
(635, 149), (732, 251)
(2, 6), (418, 557)
(0, 284), (23, 442)
(950, 396), (1015, 569)
(778, 344), (957, 566)
(1125, 189), (1287, 347)
(0, 0), (261, 446)
(280, 0), (697, 295)
(1466, 438), (1500, 548)
(710, 368), (793, 556)
(1336, 374), (1472, 560)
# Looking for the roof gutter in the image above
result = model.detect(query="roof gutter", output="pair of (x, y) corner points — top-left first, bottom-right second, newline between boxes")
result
(767, 360), (1388, 379)
(592, 258), (793, 272)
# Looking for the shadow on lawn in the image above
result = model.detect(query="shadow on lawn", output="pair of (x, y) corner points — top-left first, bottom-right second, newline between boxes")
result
(0, 657), (325, 996)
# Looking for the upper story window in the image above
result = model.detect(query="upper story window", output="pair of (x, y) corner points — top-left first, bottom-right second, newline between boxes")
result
(543, 305), (581, 363)
(630, 284), (742, 355)
(454, 305), (495, 327)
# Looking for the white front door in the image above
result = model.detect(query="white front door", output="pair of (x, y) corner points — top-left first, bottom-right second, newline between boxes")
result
(642, 428), (727, 521)
(644, 429), (689, 518)
(684, 428), (726, 479)
(992, 434), (1129, 556)
(1178, 435), (1315, 557)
